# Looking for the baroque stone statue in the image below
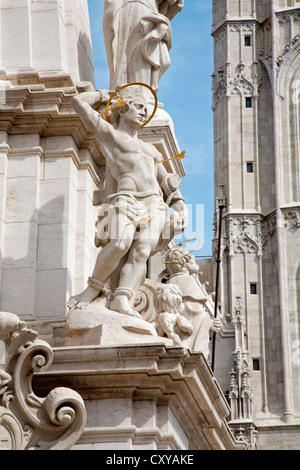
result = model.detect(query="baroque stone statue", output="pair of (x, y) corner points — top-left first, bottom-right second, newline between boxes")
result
(68, 84), (187, 318)
(103, 0), (184, 92)
(164, 246), (221, 358)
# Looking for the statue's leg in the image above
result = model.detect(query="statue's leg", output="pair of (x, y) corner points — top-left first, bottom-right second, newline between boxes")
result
(109, 206), (166, 317)
(68, 212), (135, 310)
(117, 208), (165, 291)
(109, 238), (152, 317)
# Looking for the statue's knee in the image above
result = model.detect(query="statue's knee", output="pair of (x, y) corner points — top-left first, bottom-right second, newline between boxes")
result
(133, 244), (150, 262)
(114, 238), (131, 256)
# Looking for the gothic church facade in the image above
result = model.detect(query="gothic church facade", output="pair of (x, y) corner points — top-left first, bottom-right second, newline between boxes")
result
(212, 0), (300, 449)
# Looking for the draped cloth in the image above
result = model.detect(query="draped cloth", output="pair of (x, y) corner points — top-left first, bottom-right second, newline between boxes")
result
(103, 0), (182, 92)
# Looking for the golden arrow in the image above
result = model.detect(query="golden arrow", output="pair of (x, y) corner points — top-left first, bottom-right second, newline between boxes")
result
(126, 217), (150, 227)
(155, 151), (187, 165)
(99, 97), (126, 116)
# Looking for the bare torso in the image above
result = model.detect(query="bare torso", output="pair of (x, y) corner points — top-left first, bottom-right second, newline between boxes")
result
(97, 127), (162, 195)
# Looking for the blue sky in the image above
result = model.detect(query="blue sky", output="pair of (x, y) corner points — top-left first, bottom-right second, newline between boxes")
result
(87, 0), (214, 257)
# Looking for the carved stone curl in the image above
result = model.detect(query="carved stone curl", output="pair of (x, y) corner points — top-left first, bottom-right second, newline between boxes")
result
(0, 312), (86, 450)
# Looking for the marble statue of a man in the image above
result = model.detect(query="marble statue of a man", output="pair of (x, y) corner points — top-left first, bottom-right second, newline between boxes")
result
(68, 85), (187, 318)
(165, 246), (221, 358)
(103, 0), (184, 92)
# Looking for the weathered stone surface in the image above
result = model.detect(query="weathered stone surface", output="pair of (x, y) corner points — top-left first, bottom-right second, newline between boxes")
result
(0, 0), (94, 86)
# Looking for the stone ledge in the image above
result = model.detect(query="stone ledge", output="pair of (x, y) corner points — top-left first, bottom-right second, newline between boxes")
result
(33, 344), (247, 450)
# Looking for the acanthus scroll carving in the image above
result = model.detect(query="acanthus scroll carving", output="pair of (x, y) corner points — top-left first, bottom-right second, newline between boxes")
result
(0, 312), (87, 450)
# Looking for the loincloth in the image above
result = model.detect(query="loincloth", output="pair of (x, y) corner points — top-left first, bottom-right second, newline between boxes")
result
(95, 191), (167, 247)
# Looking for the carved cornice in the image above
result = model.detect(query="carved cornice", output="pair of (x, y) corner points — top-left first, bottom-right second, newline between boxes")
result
(276, 9), (300, 23)
(212, 19), (260, 38)
(0, 83), (106, 168)
(33, 344), (247, 450)
(219, 208), (300, 258)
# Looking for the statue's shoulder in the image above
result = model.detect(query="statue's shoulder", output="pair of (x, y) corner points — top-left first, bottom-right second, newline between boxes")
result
(167, 273), (207, 301)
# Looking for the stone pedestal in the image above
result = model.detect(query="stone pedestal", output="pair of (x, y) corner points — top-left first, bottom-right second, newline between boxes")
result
(33, 343), (247, 451)
(66, 296), (173, 348)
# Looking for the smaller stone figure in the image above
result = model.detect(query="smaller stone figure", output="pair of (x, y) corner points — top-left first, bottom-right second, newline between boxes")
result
(164, 246), (221, 358)
(154, 284), (193, 347)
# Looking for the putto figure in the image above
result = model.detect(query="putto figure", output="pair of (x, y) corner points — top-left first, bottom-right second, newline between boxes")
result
(154, 284), (193, 347)
(103, 0), (184, 92)
(68, 83), (187, 318)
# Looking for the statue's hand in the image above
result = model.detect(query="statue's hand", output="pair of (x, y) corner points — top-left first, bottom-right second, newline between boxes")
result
(76, 81), (96, 93)
(211, 318), (222, 334)
(164, 0), (184, 20)
(76, 83), (113, 104)
(171, 201), (188, 234)
(167, 0), (184, 7)
(99, 89), (114, 103)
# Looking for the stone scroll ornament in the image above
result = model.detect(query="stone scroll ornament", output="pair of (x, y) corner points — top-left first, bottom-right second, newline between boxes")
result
(0, 312), (86, 450)
(103, 0), (184, 93)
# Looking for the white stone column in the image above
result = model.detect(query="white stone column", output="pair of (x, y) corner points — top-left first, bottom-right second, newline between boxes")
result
(1, 135), (41, 316)
(1, 0), (33, 69)
(0, 132), (9, 296)
(36, 136), (80, 319)
(73, 150), (99, 296)
(0, 0), (95, 86)
(31, 0), (67, 73)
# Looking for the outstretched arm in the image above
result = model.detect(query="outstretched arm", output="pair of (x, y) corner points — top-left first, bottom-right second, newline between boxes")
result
(154, 151), (188, 231)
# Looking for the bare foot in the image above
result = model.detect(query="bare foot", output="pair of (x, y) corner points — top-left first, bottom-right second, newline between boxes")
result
(109, 294), (142, 319)
(67, 286), (100, 310)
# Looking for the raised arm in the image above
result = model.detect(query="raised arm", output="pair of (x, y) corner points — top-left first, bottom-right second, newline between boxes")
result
(154, 151), (185, 202)
(72, 85), (114, 140)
